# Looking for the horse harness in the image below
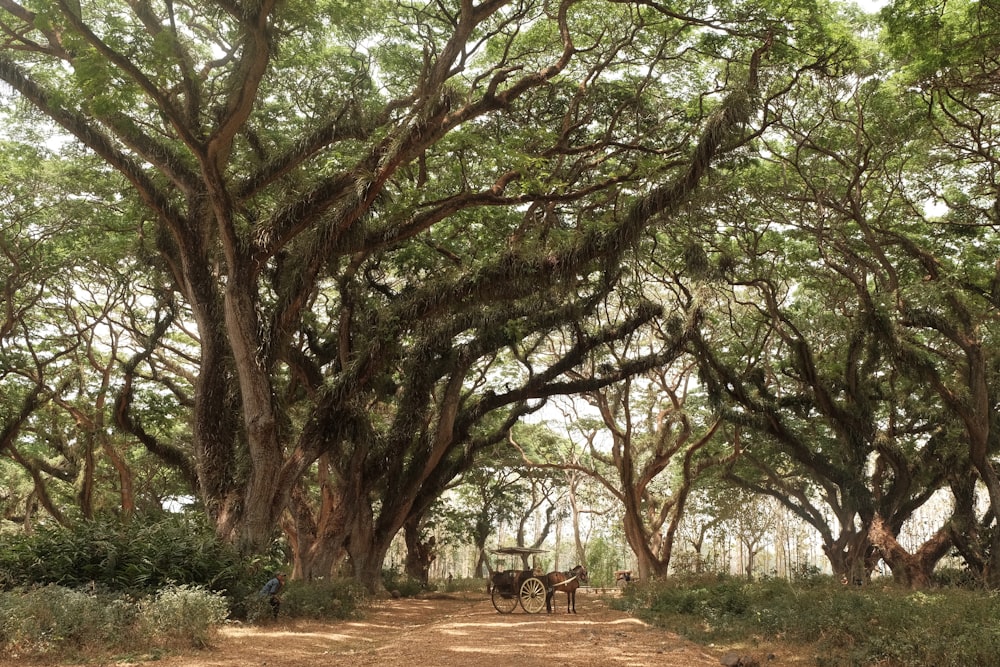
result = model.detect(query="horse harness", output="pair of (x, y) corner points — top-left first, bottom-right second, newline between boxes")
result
(549, 572), (579, 590)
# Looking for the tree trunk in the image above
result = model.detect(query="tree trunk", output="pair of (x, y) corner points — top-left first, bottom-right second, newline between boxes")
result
(945, 337), (1000, 586)
(346, 521), (395, 593)
(690, 535), (705, 574)
(403, 516), (436, 585)
(77, 431), (95, 520)
(224, 282), (285, 550)
(568, 471), (587, 566)
(868, 514), (952, 589)
(966, 431), (1000, 588)
(823, 525), (874, 585)
(743, 538), (760, 580)
(948, 471), (987, 581)
(284, 477), (351, 580)
(624, 511), (669, 579)
(191, 316), (242, 536)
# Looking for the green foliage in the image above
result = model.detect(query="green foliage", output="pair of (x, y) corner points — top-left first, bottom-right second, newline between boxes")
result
(0, 584), (109, 655)
(615, 576), (1000, 667)
(440, 576), (486, 593)
(138, 584), (229, 649)
(0, 583), (226, 659)
(583, 535), (622, 589)
(381, 569), (426, 598)
(272, 578), (370, 621)
(0, 515), (280, 610)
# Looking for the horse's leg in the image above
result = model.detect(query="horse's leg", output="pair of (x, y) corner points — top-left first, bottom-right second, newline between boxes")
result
(569, 589), (575, 613)
(545, 586), (553, 613)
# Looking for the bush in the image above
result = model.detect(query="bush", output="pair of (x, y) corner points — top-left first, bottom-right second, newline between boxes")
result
(272, 578), (370, 620)
(931, 566), (981, 589)
(0, 583), (229, 659)
(615, 576), (1000, 667)
(138, 584), (229, 649)
(441, 576), (487, 593)
(0, 515), (283, 616)
(0, 585), (108, 656)
(381, 569), (425, 597)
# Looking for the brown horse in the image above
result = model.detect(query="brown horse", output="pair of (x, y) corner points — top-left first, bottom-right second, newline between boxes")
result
(544, 564), (588, 613)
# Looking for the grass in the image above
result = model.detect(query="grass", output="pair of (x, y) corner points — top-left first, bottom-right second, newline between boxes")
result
(0, 583), (227, 659)
(612, 574), (1000, 667)
(0, 578), (374, 661)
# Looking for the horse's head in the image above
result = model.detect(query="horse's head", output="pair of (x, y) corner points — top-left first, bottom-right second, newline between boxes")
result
(574, 565), (589, 583)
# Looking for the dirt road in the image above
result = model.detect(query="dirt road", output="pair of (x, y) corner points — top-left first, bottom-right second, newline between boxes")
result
(138, 591), (753, 667)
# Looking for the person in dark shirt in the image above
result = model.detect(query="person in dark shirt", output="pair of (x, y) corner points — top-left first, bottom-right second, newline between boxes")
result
(259, 572), (286, 619)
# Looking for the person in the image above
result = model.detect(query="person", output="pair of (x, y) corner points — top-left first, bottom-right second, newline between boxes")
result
(259, 572), (286, 619)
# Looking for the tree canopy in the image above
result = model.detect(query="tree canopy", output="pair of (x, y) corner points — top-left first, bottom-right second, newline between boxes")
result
(2, 0), (999, 591)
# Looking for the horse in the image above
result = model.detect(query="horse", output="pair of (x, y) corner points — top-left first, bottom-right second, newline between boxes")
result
(544, 564), (588, 613)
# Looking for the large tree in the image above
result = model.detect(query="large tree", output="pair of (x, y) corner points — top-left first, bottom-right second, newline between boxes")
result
(681, 37), (995, 586)
(0, 139), (161, 526)
(881, 0), (1000, 584)
(0, 0), (786, 587)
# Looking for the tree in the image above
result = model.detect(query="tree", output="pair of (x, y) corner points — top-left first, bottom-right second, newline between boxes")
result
(682, 54), (980, 587)
(882, 0), (1000, 585)
(445, 462), (527, 578)
(515, 346), (729, 580)
(0, 139), (163, 526)
(0, 0), (777, 589)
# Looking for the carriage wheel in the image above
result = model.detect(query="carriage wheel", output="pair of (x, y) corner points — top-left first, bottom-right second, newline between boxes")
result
(491, 587), (518, 614)
(518, 576), (547, 614)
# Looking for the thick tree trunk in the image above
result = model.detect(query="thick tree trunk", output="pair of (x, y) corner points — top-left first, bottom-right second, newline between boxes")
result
(403, 516), (436, 585)
(100, 436), (135, 518)
(823, 526), (874, 585)
(948, 472), (987, 581)
(951, 342), (1000, 587)
(624, 511), (670, 580)
(966, 439), (1000, 587)
(869, 514), (952, 589)
(225, 283), (285, 551)
(347, 531), (393, 593)
(284, 479), (350, 580)
(78, 432), (95, 520)
(190, 302), (241, 537)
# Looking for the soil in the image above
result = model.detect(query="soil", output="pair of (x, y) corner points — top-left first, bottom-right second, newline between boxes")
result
(14, 590), (805, 667)
(179, 591), (727, 667)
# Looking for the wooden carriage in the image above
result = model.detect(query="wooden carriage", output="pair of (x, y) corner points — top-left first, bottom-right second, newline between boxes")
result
(487, 546), (549, 614)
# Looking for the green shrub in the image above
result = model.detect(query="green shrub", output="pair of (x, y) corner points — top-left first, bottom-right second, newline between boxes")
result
(381, 569), (425, 597)
(0, 583), (229, 659)
(931, 566), (981, 589)
(615, 577), (1000, 667)
(0, 585), (108, 655)
(138, 584), (229, 649)
(274, 578), (370, 620)
(441, 576), (487, 593)
(0, 515), (283, 616)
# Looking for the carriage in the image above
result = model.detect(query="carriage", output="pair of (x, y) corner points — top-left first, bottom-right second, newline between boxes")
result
(487, 546), (549, 614)
(614, 569), (633, 588)
(488, 546), (589, 614)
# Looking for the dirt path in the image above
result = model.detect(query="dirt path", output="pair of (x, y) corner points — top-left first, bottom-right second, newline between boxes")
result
(144, 592), (736, 667)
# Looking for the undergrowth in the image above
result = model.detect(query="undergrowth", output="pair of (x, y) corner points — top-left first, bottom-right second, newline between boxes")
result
(0, 583), (226, 659)
(613, 574), (1000, 667)
(0, 516), (374, 660)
